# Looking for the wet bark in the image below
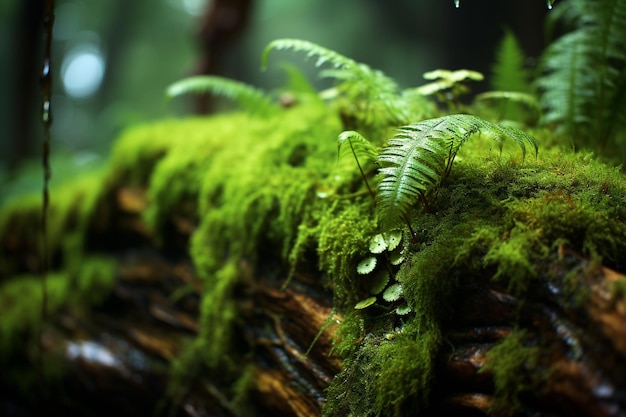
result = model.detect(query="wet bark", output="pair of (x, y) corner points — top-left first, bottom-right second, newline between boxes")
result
(2, 184), (626, 417)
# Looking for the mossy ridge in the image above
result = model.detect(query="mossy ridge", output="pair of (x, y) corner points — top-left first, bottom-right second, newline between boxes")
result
(322, 145), (626, 415)
(149, 104), (350, 400)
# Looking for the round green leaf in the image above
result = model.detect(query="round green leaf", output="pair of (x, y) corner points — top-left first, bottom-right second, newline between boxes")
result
(354, 296), (377, 310)
(395, 303), (412, 315)
(357, 256), (377, 274)
(369, 234), (387, 254)
(369, 269), (389, 294)
(382, 283), (403, 302)
(383, 230), (402, 251)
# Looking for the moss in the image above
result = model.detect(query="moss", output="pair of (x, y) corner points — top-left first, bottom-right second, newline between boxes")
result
(0, 166), (117, 381)
(4, 84), (626, 416)
(0, 171), (105, 278)
(323, 328), (439, 417)
(0, 255), (116, 355)
(481, 329), (547, 412)
(320, 142), (626, 415)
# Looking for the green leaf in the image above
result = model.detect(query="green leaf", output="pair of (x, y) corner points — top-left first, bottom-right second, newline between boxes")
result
(166, 76), (278, 116)
(376, 114), (538, 231)
(261, 38), (358, 72)
(369, 234), (387, 254)
(337, 131), (378, 167)
(261, 38), (407, 129)
(395, 303), (412, 315)
(389, 247), (405, 266)
(382, 283), (403, 302)
(490, 29), (531, 93)
(383, 229), (403, 251)
(369, 269), (390, 295)
(354, 296), (377, 309)
(357, 256), (377, 274)
(537, 0), (626, 146)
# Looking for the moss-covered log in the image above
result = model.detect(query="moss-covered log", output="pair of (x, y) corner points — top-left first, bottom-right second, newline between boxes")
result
(1, 99), (626, 416)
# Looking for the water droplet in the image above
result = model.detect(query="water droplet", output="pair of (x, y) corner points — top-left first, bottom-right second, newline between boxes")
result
(546, 0), (554, 9)
(454, 0), (460, 7)
(42, 58), (50, 78)
(42, 99), (51, 123)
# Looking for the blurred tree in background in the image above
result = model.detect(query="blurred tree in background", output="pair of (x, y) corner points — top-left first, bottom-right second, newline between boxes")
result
(0, 0), (546, 196)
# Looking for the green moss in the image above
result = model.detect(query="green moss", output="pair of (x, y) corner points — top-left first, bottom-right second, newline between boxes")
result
(324, 328), (439, 417)
(0, 168), (117, 371)
(0, 255), (116, 357)
(321, 143), (626, 415)
(0, 172), (105, 278)
(4, 83), (626, 416)
(481, 330), (547, 411)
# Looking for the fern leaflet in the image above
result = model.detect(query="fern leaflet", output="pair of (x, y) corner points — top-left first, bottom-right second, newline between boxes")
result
(166, 75), (278, 115)
(490, 29), (531, 93)
(261, 38), (409, 131)
(538, 0), (626, 147)
(376, 114), (537, 231)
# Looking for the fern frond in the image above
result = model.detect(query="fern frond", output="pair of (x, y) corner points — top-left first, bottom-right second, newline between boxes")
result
(338, 131), (379, 198)
(261, 38), (358, 72)
(477, 92), (540, 112)
(166, 75), (278, 115)
(337, 131), (378, 165)
(261, 38), (408, 131)
(376, 115), (537, 231)
(538, 0), (626, 146)
(491, 29), (531, 93)
(476, 91), (542, 123)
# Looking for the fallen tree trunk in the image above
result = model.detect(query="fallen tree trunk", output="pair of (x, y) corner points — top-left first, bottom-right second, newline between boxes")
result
(3, 184), (625, 417)
(2, 109), (626, 417)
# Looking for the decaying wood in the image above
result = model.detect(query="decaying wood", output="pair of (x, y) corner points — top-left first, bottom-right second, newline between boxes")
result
(2, 183), (626, 417)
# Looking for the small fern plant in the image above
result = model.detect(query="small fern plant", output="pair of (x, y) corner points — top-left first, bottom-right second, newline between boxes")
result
(537, 0), (626, 150)
(339, 115), (538, 238)
(261, 38), (431, 134)
(166, 75), (279, 116)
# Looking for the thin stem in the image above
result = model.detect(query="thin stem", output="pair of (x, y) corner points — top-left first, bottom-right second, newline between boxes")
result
(349, 137), (376, 200)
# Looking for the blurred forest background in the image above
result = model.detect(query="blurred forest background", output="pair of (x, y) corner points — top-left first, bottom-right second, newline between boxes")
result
(0, 0), (548, 201)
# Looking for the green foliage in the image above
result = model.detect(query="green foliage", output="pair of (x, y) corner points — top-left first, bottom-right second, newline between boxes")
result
(490, 29), (531, 93)
(475, 91), (541, 123)
(414, 69), (484, 111)
(262, 38), (431, 133)
(0, 256), (116, 357)
(166, 75), (279, 115)
(537, 0), (626, 148)
(323, 329), (439, 417)
(376, 114), (538, 232)
(481, 330), (546, 411)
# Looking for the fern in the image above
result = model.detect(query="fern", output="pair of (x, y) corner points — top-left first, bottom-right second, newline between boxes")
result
(166, 75), (279, 115)
(261, 38), (359, 72)
(376, 114), (538, 231)
(491, 29), (531, 93)
(337, 130), (379, 167)
(262, 38), (410, 131)
(537, 0), (626, 148)
(337, 130), (379, 198)
(476, 91), (541, 123)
